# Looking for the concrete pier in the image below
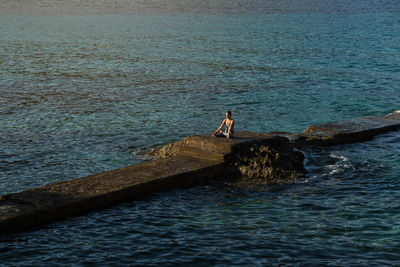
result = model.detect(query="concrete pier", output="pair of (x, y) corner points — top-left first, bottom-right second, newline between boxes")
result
(0, 157), (225, 233)
(294, 112), (400, 147)
(1, 112), (400, 233)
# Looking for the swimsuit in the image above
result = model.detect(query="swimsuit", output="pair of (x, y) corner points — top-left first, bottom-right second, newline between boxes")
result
(223, 120), (234, 137)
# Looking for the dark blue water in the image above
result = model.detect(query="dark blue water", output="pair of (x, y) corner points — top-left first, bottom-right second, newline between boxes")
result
(1, 0), (400, 265)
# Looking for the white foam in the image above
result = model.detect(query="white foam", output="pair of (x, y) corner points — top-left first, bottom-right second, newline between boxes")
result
(301, 150), (315, 172)
(325, 153), (352, 175)
(329, 153), (349, 162)
(387, 110), (400, 116)
(131, 149), (154, 161)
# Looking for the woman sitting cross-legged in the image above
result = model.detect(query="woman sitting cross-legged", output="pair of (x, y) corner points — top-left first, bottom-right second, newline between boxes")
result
(212, 110), (235, 139)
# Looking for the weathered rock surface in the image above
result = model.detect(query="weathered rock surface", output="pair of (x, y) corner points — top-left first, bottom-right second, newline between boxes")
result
(227, 140), (305, 184)
(0, 157), (225, 233)
(294, 112), (400, 147)
(149, 132), (307, 184)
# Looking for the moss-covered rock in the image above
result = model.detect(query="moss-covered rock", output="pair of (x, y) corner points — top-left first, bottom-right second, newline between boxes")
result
(228, 143), (306, 184)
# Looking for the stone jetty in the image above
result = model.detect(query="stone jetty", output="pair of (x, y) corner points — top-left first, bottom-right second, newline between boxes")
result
(1, 112), (400, 233)
(294, 111), (400, 147)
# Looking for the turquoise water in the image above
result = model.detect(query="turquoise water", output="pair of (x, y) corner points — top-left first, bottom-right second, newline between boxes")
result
(1, 1), (400, 265)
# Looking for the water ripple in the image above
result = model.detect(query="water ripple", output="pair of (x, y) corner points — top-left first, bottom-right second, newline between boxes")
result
(1, 8), (400, 266)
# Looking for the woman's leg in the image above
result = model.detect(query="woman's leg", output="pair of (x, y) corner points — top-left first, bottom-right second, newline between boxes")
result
(215, 132), (225, 137)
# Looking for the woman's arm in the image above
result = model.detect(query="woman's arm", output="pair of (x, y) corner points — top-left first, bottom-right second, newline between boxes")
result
(213, 119), (226, 134)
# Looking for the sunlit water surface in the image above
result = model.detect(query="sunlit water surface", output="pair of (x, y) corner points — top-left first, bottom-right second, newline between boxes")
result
(1, 1), (400, 265)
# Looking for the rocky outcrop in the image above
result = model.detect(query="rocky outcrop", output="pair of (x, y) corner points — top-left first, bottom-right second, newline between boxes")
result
(293, 112), (400, 147)
(149, 132), (307, 185)
(227, 141), (305, 184)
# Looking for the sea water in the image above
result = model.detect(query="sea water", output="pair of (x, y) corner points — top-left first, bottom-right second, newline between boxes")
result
(0, 0), (400, 265)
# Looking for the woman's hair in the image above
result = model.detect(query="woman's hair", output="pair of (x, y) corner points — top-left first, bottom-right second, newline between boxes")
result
(226, 110), (232, 116)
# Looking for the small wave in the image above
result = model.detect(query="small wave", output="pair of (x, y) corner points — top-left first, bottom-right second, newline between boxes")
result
(387, 110), (400, 116)
(325, 153), (353, 175)
(131, 147), (154, 161)
(329, 153), (349, 162)
(303, 150), (353, 177)
(298, 150), (323, 184)
(302, 150), (323, 172)
(326, 165), (347, 175)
